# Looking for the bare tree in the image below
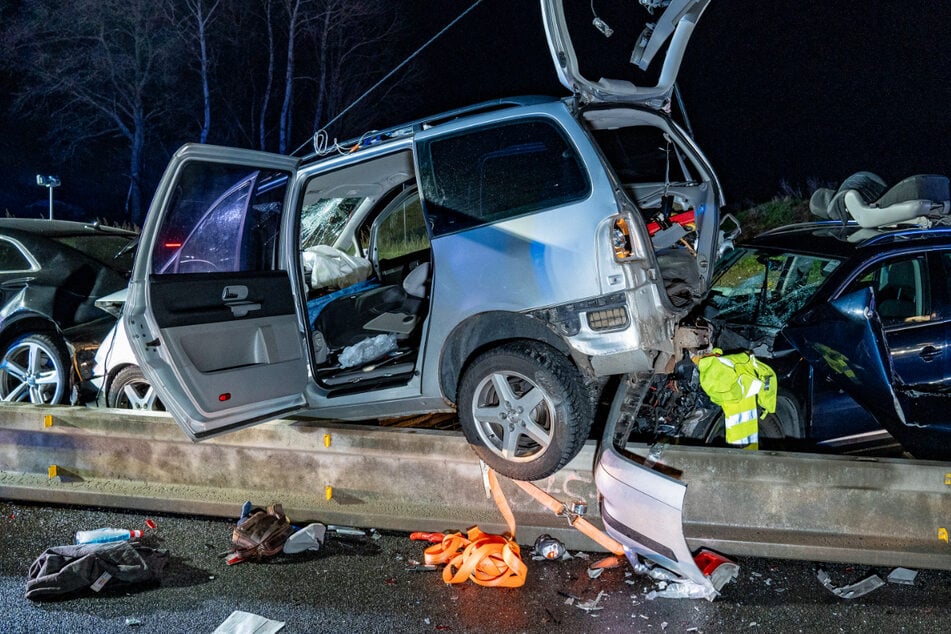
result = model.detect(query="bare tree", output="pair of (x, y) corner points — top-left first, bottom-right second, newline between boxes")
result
(278, 0), (306, 153)
(172, 0), (222, 144)
(305, 0), (403, 137)
(3, 0), (180, 224)
(259, 0), (278, 150)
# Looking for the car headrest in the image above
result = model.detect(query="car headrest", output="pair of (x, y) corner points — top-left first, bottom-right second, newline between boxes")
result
(403, 262), (430, 298)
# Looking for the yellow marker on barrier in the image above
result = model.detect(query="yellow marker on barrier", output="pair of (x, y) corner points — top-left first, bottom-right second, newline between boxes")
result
(945, 473), (951, 486)
(48, 465), (58, 479)
(324, 434), (331, 448)
(325, 485), (333, 501)
(939, 528), (949, 544)
(44, 415), (53, 428)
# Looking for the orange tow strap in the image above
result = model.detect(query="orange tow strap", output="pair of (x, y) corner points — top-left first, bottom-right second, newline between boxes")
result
(423, 527), (526, 587)
(422, 468), (526, 587)
(416, 467), (625, 587)
(506, 477), (626, 557)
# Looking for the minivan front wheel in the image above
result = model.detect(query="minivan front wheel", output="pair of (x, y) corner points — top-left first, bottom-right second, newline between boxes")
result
(458, 342), (590, 481)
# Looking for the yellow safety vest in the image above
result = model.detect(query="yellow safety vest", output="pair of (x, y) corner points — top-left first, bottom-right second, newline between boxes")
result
(696, 350), (777, 450)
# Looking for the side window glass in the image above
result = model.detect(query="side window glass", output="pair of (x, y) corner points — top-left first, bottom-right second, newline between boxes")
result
(0, 239), (34, 272)
(709, 249), (839, 328)
(419, 119), (589, 236)
(934, 252), (951, 321)
(153, 162), (288, 274)
(374, 192), (428, 262)
(845, 256), (931, 326)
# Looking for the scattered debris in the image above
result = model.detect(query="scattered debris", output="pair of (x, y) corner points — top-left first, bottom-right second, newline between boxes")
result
(575, 590), (607, 612)
(646, 580), (718, 601)
(627, 549), (738, 602)
(409, 531), (445, 544)
(26, 541), (170, 600)
(532, 534), (567, 560)
(887, 567), (918, 585)
(212, 611), (284, 634)
(226, 504), (293, 565)
(817, 568), (885, 599)
(558, 590), (579, 605)
(283, 523), (327, 554)
(124, 618), (142, 627)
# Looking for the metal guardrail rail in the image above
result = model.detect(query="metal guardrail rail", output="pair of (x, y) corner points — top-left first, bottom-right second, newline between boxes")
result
(1, 403), (949, 569)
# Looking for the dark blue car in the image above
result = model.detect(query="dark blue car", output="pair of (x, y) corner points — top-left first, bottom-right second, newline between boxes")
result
(691, 217), (951, 459)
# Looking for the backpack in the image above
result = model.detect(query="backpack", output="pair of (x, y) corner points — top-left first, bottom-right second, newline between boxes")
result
(228, 504), (293, 563)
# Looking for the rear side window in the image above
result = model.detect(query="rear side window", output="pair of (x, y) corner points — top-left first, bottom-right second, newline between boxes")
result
(419, 119), (589, 236)
(152, 163), (289, 274)
(0, 238), (34, 272)
(844, 255), (931, 326)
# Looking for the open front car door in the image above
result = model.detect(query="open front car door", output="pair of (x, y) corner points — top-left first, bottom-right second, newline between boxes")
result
(125, 144), (308, 439)
(784, 287), (951, 461)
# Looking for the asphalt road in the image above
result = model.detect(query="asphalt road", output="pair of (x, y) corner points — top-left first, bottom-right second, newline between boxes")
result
(1, 500), (949, 633)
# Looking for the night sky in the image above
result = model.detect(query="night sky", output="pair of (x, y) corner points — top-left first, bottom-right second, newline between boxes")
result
(2, 0), (948, 217)
(410, 0), (950, 203)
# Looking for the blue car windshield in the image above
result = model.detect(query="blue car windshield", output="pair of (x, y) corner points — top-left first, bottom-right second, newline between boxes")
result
(708, 247), (842, 329)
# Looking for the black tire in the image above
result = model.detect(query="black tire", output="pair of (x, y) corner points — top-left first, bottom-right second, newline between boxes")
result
(107, 365), (164, 411)
(0, 333), (70, 404)
(692, 389), (801, 446)
(458, 342), (591, 480)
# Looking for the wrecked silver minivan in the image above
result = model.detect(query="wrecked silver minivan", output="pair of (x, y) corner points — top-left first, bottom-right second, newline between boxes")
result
(125, 0), (720, 481)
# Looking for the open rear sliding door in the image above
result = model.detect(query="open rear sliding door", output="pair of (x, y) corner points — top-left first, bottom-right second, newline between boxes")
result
(125, 144), (308, 439)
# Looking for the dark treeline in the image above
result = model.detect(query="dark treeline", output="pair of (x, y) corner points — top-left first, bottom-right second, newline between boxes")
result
(0, 0), (437, 226)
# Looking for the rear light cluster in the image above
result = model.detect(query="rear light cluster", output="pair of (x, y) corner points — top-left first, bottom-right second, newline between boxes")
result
(611, 216), (635, 260)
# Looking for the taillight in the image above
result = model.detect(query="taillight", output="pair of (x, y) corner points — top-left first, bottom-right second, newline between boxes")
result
(611, 217), (634, 260)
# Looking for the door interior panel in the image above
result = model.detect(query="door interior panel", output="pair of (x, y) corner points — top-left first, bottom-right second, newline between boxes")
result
(161, 315), (306, 416)
(149, 271), (296, 329)
(148, 271), (306, 415)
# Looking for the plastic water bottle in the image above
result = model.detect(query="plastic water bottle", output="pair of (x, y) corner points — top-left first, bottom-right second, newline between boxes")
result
(75, 528), (143, 545)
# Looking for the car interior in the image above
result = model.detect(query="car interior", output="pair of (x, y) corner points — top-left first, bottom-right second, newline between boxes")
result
(298, 151), (431, 394)
(586, 113), (712, 308)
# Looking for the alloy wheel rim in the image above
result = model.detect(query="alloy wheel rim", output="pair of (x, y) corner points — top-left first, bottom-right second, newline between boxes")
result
(470, 369), (555, 462)
(0, 340), (64, 404)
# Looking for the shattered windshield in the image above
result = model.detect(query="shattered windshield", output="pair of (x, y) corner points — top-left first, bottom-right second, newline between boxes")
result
(708, 248), (841, 329)
(299, 197), (363, 251)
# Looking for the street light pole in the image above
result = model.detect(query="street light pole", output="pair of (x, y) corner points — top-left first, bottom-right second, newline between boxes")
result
(36, 175), (61, 220)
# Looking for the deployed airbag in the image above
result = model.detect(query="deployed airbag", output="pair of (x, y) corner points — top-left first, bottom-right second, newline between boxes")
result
(302, 245), (371, 290)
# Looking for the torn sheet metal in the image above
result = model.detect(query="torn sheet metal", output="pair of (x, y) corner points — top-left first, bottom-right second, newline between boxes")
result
(595, 374), (717, 594)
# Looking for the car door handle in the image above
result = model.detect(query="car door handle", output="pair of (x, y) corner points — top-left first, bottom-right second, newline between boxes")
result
(221, 285), (261, 318)
(226, 301), (262, 318)
(919, 345), (940, 362)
